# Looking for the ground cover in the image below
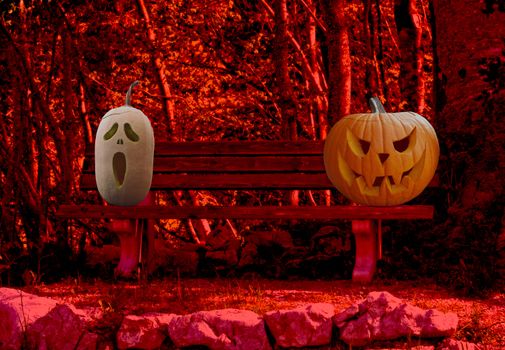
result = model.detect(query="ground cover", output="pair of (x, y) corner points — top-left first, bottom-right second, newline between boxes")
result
(19, 278), (505, 348)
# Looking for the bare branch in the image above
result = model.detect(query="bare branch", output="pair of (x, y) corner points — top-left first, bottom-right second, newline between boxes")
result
(296, 0), (327, 33)
(259, 0), (325, 96)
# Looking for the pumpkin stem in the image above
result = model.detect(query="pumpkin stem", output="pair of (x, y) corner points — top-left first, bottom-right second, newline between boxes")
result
(369, 97), (386, 113)
(125, 81), (140, 106)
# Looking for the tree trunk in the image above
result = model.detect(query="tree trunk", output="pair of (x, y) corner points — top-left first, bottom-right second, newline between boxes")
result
(4, 2), (46, 243)
(305, 0), (329, 206)
(307, 1), (317, 139)
(433, 0), (505, 288)
(136, 0), (176, 140)
(375, 0), (389, 101)
(394, 0), (425, 112)
(274, 0), (297, 140)
(307, 0), (328, 140)
(363, 0), (381, 99)
(321, 0), (351, 126)
(62, 30), (76, 195)
(261, 0), (324, 137)
(78, 82), (93, 148)
(273, 0), (299, 206)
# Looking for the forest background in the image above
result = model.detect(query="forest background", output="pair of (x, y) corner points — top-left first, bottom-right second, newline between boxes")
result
(0, 0), (504, 294)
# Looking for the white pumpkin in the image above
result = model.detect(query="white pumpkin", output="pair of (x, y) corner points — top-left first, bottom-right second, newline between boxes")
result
(95, 81), (154, 206)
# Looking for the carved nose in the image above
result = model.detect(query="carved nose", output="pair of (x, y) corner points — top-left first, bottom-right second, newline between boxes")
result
(117, 139), (124, 145)
(378, 153), (389, 164)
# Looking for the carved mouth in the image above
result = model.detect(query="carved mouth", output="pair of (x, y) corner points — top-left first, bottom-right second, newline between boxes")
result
(338, 150), (426, 196)
(113, 152), (126, 187)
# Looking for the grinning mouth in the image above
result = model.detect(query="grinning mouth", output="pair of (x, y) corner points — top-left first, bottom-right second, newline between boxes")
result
(113, 152), (126, 187)
(338, 150), (426, 196)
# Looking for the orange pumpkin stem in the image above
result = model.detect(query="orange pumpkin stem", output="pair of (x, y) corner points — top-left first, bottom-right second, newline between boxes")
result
(369, 97), (386, 114)
(125, 81), (140, 106)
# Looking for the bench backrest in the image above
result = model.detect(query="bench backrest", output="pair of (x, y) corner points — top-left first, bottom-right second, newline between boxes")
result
(82, 140), (438, 191)
(82, 141), (332, 190)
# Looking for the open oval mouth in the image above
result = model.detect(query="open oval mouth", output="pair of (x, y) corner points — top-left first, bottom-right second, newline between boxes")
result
(113, 152), (126, 187)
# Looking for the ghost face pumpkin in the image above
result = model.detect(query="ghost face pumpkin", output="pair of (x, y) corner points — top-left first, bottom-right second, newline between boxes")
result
(324, 98), (439, 206)
(95, 82), (154, 206)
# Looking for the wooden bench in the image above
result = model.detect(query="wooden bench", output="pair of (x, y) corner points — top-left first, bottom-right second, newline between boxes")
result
(56, 141), (434, 282)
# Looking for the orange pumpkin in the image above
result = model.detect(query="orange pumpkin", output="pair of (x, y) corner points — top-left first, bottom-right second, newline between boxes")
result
(324, 97), (439, 206)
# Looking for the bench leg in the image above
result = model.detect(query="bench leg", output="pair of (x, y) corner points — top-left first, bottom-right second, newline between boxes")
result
(114, 218), (156, 277)
(351, 219), (378, 283)
(115, 222), (142, 277)
(113, 193), (155, 278)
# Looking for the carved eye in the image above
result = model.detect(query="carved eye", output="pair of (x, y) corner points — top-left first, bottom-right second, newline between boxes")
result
(124, 123), (139, 142)
(359, 139), (371, 155)
(393, 127), (416, 153)
(347, 130), (371, 156)
(103, 123), (119, 140)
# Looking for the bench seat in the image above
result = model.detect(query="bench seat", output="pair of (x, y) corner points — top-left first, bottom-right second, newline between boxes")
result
(56, 204), (433, 220)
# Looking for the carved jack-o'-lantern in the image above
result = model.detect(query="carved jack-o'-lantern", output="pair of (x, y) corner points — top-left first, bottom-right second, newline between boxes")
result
(95, 81), (154, 206)
(324, 97), (439, 206)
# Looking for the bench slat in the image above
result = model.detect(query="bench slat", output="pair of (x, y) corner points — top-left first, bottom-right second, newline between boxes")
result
(80, 173), (334, 190)
(84, 156), (325, 173)
(81, 173), (440, 190)
(85, 141), (324, 157)
(56, 205), (434, 220)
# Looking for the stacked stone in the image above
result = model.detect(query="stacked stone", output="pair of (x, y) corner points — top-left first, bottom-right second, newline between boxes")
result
(1, 288), (478, 350)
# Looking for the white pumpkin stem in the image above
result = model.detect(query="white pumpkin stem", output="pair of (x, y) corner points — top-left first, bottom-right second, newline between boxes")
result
(369, 97), (386, 113)
(125, 81), (140, 106)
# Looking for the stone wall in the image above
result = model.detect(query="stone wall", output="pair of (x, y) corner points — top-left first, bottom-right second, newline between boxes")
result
(0, 288), (481, 350)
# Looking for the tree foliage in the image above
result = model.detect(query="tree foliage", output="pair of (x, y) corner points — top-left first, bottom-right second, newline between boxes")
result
(0, 0), (503, 293)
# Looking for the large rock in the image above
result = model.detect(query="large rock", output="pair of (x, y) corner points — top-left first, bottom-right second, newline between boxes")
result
(117, 313), (174, 349)
(310, 226), (351, 254)
(204, 222), (241, 269)
(334, 291), (458, 347)
(238, 230), (293, 275)
(365, 346), (434, 350)
(1, 287), (58, 349)
(206, 223), (240, 250)
(438, 339), (481, 350)
(0, 288), (96, 350)
(168, 309), (271, 350)
(153, 241), (200, 275)
(264, 303), (335, 348)
(27, 304), (97, 350)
